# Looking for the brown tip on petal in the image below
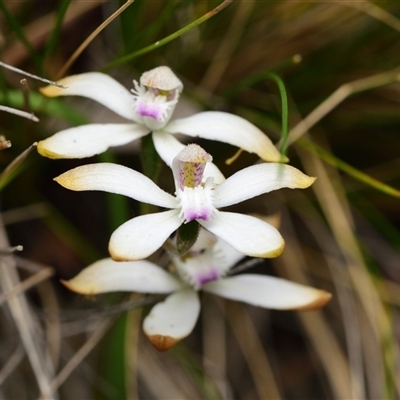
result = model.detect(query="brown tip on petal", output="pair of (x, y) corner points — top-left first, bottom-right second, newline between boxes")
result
(60, 279), (98, 299)
(303, 176), (317, 188)
(280, 155), (289, 163)
(37, 141), (62, 159)
(109, 248), (133, 262)
(60, 279), (80, 294)
(147, 334), (180, 352)
(296, 290), (332, 311)
(260, 150), (289, 164)
(258, 240), (285, 259)
(39, 84), (63, 97)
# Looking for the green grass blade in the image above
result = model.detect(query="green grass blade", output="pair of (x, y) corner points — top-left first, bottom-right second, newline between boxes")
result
(102, 0), (233, 71)
(299, 138), (400, 198)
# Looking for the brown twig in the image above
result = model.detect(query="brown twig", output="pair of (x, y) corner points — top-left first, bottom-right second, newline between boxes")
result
(57, 0), (135, 79)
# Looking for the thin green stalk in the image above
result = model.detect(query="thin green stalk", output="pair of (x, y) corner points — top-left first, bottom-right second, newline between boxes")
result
(265, 72), (289, 158)
(137, 0), (179, 46)
(102, 0), (233, 71)
(223, 68), (291, 159)
(105, 313), (127, 400)
(299, 138), (400, 198)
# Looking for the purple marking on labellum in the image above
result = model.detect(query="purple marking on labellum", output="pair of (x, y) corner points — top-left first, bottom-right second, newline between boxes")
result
(137, 102), (162, 120)
(197, 270), (219, 286)
(185, 208), (212, 222)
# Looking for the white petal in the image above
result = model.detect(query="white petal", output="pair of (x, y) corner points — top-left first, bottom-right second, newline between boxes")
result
(152, 131), (225, 184)
(54, 163), (178, 208)
(152, 131), (186, 167)
(62, 258), (184, 295)
(37, 123), (150, 159)
(203, 274), (332, 310)
(203, 162), (226, 185)
(213, 237), (245, 269)
(143, 288), (200, 351)
(109, 210), (182, 261)
(213, 163), (316, 208)
(199, 212), (284, 258)
(40, 72), (138, 121)
(166, 111), (286, 162)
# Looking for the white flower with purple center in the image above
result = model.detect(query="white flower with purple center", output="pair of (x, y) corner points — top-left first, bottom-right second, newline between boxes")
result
(62, 229), (332, 351)
(37, 66), (286, 171)
(54, 143), (315, 261)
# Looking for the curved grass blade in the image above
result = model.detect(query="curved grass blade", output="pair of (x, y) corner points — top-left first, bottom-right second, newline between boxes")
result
(0, 143), (37, 191)
(103, 0), (233, 71)
(299, 138), (400, 198)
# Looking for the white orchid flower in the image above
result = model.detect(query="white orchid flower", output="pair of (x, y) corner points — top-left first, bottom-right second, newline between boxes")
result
(62, 229), (332, 351)
(55, 144), (315, 261)
(37, 66), (286, 166)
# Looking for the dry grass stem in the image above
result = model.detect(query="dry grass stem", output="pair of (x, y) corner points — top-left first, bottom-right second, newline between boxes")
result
(274, 234), (359, 399)
(0, 266), (54, 307)
(224, 300), (282, 400)
(46, 317), (114, 397)
(137, 341), (196, 399)
(0, 217), (55, 399)
(0, 344), (24, 386)
(345, 0), (400, 32)
(0, 105), (39, 122)
(299, 145), (399, 398)
(288, 66), (400, 146)
(202, 294), (230, 399)
(0, 61), (65, 88)
(200, 0), (254, 92)
(57, 0), (134, 79)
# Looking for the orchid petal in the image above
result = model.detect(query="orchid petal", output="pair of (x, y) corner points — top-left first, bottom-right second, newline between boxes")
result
(37, 123), (150, 159)
(203, 162), (226, 185)
(152, 131), (225, 184)
(143, 288), (200, 351)
(109, 210), (182, 261)
(152, 131), (185, 167)
(213, 163), (316, 208)
(203, 274), (332, 310)
(166, 111), (286, 162)
(62, 258), (184, 295)
(213, 237), (245, 269)
(40, 72), (138, 121)
(199, 212), (284, 258)
(54, 163), (177, 208)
